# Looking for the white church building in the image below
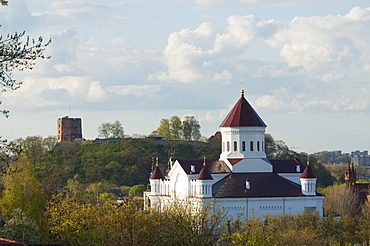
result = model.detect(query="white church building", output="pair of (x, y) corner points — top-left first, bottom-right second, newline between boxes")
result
(146, 90), (324, 218)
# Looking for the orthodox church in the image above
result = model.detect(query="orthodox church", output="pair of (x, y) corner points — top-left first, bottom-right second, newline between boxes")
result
(146, 90), (324, 218)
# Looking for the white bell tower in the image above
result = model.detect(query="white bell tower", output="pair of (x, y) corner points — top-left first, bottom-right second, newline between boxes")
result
(219, 89), (272, 173)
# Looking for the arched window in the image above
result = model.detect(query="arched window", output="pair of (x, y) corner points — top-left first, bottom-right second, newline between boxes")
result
(250, 141), (253, 151)
(257, 141), (260, 151)
(222, 142), (225, 152)
(262, 141), (264, 151)
(227, 142), (230, 152)
(242, 141), (246, 151)
(234, 141), (237, 151)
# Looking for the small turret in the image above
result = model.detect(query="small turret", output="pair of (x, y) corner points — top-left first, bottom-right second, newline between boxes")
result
(300, 158), (317, 196)
(196, 158), (213, 198)
(150, 157), (165, 196)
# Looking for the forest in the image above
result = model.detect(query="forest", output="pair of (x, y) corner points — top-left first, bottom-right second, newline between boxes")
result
(0, 133), (367, 245)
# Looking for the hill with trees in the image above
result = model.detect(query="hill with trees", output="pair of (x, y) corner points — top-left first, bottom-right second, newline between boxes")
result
(0, 133), (357, 245)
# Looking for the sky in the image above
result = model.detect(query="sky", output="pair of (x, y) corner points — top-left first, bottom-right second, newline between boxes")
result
(0, 0), (370, 154)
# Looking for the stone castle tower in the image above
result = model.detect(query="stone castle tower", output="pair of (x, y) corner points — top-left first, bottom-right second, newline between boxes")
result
(57, 116), (82, 142)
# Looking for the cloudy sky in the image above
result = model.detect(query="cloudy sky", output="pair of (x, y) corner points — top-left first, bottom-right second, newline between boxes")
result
(0, 0), (369, 153)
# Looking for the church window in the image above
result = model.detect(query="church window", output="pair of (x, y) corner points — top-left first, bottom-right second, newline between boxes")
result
(234, 141), (237, 151)
(242, 141), (246, 151)
(250, 141), (253, 151)
(222, 142), (225, 151)
(227, 142), (230, 151)
(262, 141), (264, 151)
(257, 141), (260, 151)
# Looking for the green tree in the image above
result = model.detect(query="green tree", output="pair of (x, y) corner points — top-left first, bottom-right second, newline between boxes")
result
(2, 208), (40, 244)
(42, 135), (57, 151)
(182, 116), (201, 141)
(98, 120), (124, 138)
(170, 116), (182, 140)
(128, 184), (146, 196)
(111, 120), (124, 138)
(21, 136), (44, 166)
(0, 156), (47, 225)
(265, 133), (298, 160)
(157, 118), (171, 139)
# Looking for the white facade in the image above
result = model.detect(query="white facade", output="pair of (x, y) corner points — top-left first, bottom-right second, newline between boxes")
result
(147, 92), (324, 217)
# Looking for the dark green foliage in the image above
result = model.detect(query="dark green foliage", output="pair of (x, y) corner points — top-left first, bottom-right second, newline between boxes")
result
(36, 137), (220, 188)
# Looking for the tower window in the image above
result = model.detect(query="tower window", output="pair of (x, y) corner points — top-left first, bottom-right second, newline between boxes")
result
(234, 141), (237, 151)
(250, 141), (253, 151)
(227, 142), (230, 152)
(222, 142), (225, 152)
(257, 141), (260, 151)
(242, 141), (246, 151)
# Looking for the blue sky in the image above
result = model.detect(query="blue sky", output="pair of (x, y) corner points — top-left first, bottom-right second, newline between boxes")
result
(1, 0), (370, 153)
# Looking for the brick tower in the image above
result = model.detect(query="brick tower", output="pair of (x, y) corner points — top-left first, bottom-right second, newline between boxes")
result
(57, 116), (82, 142)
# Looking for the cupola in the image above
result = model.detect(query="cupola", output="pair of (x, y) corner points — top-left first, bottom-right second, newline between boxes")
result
(219, 90), (271, 173)
(300, 160), (317, 196)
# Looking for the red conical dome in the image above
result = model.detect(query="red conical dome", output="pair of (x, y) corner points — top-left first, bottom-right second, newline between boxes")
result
(220, 93), (266, 127)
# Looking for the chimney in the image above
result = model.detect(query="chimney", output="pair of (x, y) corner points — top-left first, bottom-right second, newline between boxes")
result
(245, 179), (250, 190)
(190, 165), (195, 173)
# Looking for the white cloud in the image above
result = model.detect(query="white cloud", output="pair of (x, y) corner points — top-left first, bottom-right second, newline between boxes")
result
(317, 71), (344, 82)
(266, 7), (370, 78)
(306, 95), (369, 112)
(87, 81), (106, 102)
(201, 109), (230, 122)
(107, 84), (161, 97)
(255, 94), (286, 110)
(151, 16), (259, 83)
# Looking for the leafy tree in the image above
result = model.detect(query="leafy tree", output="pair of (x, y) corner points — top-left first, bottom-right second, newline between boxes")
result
(0, 137), (21, 174)
(0, 156), (47, 225)
(265, 133), (298, 160)
(21, 136), (44, 166)
(170, 116), (182, 140)
(157, 118), (171, 139)
(0, 2), (50, 176)
(111, 120), (124, 138)
(98, 122), (111, 138)
(98, 120), (124, 138)
(2, 208), (40, 245)
(182, 115), (201, 141)
(42, 135), (57, 151)
(157, 115), (202, 141)
(128, 184), (146, 196)
(323, 184), (363, 216)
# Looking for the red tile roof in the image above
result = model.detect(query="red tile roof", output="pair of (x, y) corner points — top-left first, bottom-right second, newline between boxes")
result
(0, 238), (26, 245)
(271, 159), (305, 173)
(219, 93), (266, 127)
(176, 159), (231, 174)
(197, 165), (213, 180)
(300, 165), (317, 179)
(212, 173), (313, 198)
(150, 166), (165, 180)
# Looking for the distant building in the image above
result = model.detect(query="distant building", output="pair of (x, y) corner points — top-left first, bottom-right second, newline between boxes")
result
(351, 150), (369, 157)
(145, 90), (324, 218)
(351, 150), (370, 166)
(57, 116), (83, 142)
